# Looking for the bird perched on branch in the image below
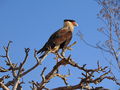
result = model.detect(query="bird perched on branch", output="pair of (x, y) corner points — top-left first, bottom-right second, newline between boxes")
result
(37, 19), (78, 58)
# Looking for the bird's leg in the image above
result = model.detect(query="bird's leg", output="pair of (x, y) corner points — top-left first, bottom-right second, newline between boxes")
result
(61, 48), (66, 58)
(54, 51), (63, 59)
(54, 52), (59, 62)
(54, 51), (63, 62)
(53, 52), (60, 74)
(55, 53), (59, 74)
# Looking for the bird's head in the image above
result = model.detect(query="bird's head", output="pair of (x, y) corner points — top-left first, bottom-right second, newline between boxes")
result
(64, 19), (78, 27)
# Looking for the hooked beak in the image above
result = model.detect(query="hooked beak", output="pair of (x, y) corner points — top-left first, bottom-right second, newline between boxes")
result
(72, 22), (78, 26)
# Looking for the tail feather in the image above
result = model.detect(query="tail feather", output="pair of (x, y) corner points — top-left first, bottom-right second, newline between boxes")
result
(39, 53), (45, 59)
(37, 48), (44, 54)
(37, 45), (48, 54)
(37, 48), (49, 59)
(37, 50), (41, 54)
(37, 45), (49, 59)
(39, 51), (49, 59)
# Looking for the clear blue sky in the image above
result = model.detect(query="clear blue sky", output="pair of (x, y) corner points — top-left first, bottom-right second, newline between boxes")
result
(0, 0), (119, 90)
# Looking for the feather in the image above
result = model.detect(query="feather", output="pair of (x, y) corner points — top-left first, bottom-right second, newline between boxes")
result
(37, 20), (78, 58)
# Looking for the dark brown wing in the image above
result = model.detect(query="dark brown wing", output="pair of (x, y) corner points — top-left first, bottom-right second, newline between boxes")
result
(59, 31), (72, 49)
(37, 28), (72, 54)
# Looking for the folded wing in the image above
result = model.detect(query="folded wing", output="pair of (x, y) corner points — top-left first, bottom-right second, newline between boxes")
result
(37, 28), (72, 55)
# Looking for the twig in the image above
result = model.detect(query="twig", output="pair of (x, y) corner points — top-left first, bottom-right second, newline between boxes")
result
(67, 41), (77, 50)
(20, 50), (50, 77)
(17, 48), (30, 77)
(54, 73), (70, 86)
(0, 67), (10, 72)
(12, 48), (30, 90)
(37, 58), (65, 89)
(41, 67), (47, 83)
(0, 41), (17, 77)
(0, 82), (9, 90)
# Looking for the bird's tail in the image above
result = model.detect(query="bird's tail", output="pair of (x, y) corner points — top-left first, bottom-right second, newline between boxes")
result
(39, 51), (50, 59)
(39, 52), (45, 59)
(37, 48), (49, 59)
(37, 48), (43, 54)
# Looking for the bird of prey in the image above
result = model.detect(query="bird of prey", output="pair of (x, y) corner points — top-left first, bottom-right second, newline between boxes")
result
(37, 19), (78, 58)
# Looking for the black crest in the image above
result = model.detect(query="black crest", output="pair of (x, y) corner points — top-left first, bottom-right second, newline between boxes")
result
(64, 19), (76, 22)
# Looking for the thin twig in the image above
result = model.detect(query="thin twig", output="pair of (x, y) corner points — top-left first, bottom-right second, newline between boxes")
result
(21, 50), (50, 77)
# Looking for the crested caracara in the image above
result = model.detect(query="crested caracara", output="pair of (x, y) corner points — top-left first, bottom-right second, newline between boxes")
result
(37, 19), (78, 58)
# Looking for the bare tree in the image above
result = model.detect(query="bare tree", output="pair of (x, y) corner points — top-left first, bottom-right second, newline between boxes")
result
(0, 1), (119, 89)
(0, 41), (114, 90)
(95, 0), (120, 86)
(78, 0), (120, 87)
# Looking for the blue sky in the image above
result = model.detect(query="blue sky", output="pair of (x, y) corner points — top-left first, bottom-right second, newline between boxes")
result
(0, 0), (119, 90)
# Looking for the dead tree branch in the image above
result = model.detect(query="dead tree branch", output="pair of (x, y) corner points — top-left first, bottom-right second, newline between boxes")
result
(96, 0), (120, 86)
(0, 41), (115, 90)
(0, 41), (49, 90)
(30, 53), (114, 90)
(20, 50), (50, 77)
